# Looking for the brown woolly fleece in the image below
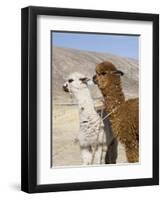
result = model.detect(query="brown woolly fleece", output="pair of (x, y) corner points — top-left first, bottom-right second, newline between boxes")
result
(94, 61), (139, 163)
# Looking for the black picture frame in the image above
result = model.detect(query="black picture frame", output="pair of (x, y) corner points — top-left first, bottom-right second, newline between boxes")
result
(21, 6), (159, 193)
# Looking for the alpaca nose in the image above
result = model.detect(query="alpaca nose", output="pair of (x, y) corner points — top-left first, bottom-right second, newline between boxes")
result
(62, 84), (69, 92)
(92, 75), (97, 84)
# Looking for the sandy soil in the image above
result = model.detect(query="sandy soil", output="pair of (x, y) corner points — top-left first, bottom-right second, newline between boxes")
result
(52, 104), (127, 167)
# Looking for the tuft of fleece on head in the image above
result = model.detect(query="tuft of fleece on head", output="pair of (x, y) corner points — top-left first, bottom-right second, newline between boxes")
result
(67, 72), (86, 80)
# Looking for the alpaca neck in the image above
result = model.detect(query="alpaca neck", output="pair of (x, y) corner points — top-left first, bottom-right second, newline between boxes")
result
(73, 88), (95, 112)
(102, 82), (125, 116)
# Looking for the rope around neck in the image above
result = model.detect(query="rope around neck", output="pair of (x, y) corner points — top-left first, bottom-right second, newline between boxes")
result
(90, 105), (120, 165)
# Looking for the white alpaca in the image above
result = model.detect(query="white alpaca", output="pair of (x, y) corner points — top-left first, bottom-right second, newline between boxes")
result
(63, 72), (106, 165)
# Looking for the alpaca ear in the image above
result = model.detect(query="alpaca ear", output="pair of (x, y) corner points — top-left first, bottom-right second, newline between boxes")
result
(111, 70), (124, 76)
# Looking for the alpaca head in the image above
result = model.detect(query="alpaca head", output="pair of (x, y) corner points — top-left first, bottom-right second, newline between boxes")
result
(63, 72), (91, 95)
(93, 61), (124, 90)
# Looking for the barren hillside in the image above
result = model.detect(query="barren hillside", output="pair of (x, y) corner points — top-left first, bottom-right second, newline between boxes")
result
(52, 46), (139, 103)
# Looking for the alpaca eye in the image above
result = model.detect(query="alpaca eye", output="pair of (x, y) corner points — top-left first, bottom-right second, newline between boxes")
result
(101, 72), (106, 75)
(68, 79), (74, 83)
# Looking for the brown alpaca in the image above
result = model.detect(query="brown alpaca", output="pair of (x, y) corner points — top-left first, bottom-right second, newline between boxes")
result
(93, 61), (139, 163)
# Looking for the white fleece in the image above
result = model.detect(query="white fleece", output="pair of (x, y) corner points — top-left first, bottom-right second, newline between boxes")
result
(63, 72), (106, 165)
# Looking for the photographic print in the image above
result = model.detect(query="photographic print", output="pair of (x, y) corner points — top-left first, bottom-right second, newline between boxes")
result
(21, 6), (159, 193)
(51, 31), (139, 167)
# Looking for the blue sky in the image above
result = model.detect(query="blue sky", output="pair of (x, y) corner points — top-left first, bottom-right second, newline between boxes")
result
(52, 32), (139, 60)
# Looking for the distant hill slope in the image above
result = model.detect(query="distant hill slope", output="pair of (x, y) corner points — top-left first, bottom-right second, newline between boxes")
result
(52, 47), (139, 103)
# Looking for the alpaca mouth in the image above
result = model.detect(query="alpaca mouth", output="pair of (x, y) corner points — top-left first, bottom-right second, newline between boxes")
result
(62, 85), (69, 92)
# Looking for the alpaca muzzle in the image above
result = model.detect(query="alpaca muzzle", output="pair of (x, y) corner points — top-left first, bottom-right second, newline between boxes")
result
(62, 84), (69, 92)
(92, 75), (97, 84)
